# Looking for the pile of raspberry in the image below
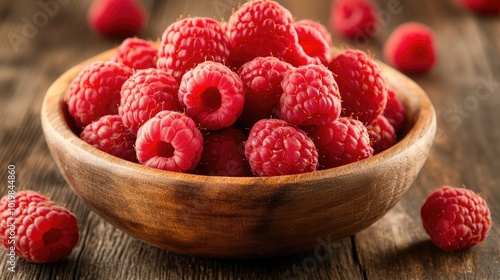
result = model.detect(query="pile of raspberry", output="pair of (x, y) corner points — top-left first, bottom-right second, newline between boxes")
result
(65, 0), (407, 177)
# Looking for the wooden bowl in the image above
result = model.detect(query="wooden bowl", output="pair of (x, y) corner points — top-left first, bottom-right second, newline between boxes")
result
(41, 48), (436, 258)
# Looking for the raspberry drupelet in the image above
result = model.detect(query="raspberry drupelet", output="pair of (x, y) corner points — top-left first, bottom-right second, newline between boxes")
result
(383, 22), (436, 74)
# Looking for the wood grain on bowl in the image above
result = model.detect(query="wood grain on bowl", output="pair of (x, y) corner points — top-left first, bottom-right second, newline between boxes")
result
(41, 48), (436, 258)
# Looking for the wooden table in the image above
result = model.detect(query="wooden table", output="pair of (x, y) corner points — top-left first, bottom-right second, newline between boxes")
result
(1, 0), (499, 279)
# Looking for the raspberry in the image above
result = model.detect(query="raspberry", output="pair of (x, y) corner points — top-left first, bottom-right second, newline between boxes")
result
(119, 69), (181, 135)
(80, 115), (137, 162)
(421, 186), (492, 251)
(304, 117), (373, 169)
(458, 0), (500, 14)
(179, 61), (245, 130)
(328, 49), (388, 124)
(87, 0), (147, 38)
(226, 0), (299, 67)
(330, 0), (379, 39)
(383, 22), (437, 74)
(65, 61), (133, 128)
(111, 38), (158, 70)
(157, 17), (231, 83)
(136, 110), (203, 172)
(0, 191), (79, 263)
(383, 88), (406, 133)
(238, 57), (294, 127)
(197, 128), (252, 177)
(245, 119), (318, 176)
(293, 20), (332, 65)
(279, 64), (342, 126)
(295, 20), (333, 50)
(366, 115), (396, 154)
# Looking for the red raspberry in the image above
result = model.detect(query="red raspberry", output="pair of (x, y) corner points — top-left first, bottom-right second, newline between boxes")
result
(111, 38), (158, 70)
(226, 0), (299, 67)
(458, 0), (500, 14)
(328, 49), (388, 124)
(87, 0), (147, 38)
(295, 20), (333, 50)
(330, 0), (379, 39)
(421, 186), (492, 251)
(119, 69), (181, 135)
(135, 110), (203, 172)
(0, 191), (79, 263)
(383, 88), (406, 133)
(157, 17), (230, 83)
(65, 61), (133, 128)
(197, 128), (252, 177)
(280, 64), (342, 126)
(80, 115), (137, 162)
(245, 119), (318, 176)
(304, 117), (373, 169)
(366, 115), (396, 154)
(383, 22), (437, 74)
(238, 57), (294, 127)
(179, 61), (245, 131)
(294, 20), (332, 65)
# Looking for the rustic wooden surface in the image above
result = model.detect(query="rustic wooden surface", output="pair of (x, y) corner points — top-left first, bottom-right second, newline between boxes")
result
(0, 0), (499, 279)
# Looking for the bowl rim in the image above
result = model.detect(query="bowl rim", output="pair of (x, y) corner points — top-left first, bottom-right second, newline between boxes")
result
(41, 47), (437, 189)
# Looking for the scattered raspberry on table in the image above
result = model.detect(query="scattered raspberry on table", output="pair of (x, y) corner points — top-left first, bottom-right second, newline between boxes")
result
(0, 190), (79, 263)
(421, 186), (492, 251)
(88, 0), (147, 39)
(330, 0), (379, 39)
(458, 0), (500, 14)
(384, 22), (437, 74)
